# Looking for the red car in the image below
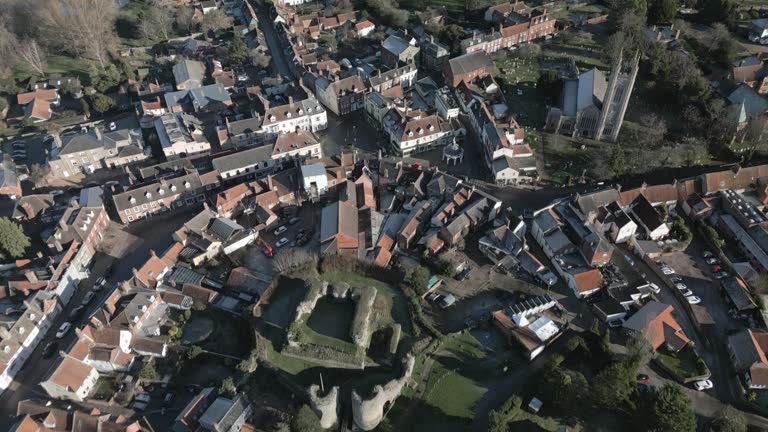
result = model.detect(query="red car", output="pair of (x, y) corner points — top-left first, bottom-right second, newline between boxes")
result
(712, 265), (722, 273)
(636, 374), (651, 384)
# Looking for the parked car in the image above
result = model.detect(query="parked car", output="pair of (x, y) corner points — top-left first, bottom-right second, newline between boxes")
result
(56, 322), (72, 338)
(670, 276), (683, 283)
(712, 265), (723, 273)
(706, 257), (721, 265)
(81, 291), (95, 306)
(50, 190), (64, 196)
(702, 251), (714, 259)
(295, 229), (306, 240)
(686, 296), (702, 305)
(661, 266), (675, 275)
(163, 392), (176, 407)
(456, 267), (473, 281)
(93, 277), (106, 291)
(608, 319), (623, 328)
(68, 305), (85, 321)
(134, 392), (151, 403)
(647, 283), (661, 294)
(288, 217), (301, 225)
(680, 289), (694, 297)
(108, 122), (117, 131)
(675, 283), (688, 291)
(275, 237), (289, 247)
(714, 272), (730, 280)
(42, 341), (58, 359)
(694, 379), (713, 391)
(130, 401), (148, 411)
(636, 374), (651, 384)
(273, 226), (287, 236)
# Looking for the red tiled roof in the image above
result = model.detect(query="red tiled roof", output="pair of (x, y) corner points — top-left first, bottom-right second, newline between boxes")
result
(17, 89), (58, 105)
(572, 268), (603, 293)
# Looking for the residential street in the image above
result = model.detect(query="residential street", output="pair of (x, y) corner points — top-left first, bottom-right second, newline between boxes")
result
(0, 210), (194, 431)
(253, 1), (294, 80)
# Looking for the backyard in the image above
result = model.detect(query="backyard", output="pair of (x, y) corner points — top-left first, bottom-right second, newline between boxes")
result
(656, 346), (710, 381)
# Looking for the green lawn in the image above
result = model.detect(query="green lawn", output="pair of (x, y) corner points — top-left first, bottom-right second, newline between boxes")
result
(542, 30), (609, 71)
(539, 131), (612, 184)
(657, 346), (710, 380)
(14, 54), (92, 82)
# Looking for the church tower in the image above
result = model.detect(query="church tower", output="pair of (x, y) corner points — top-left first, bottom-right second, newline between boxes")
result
(595, 51), (639, 143)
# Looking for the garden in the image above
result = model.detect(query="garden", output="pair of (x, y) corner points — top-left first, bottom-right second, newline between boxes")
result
(655, 345), (711, 382)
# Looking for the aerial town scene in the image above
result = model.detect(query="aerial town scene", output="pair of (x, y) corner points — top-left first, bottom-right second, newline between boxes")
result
(7, 0), (768, 431)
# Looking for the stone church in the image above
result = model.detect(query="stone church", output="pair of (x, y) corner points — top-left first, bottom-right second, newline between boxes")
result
(545, 52), (639, 143)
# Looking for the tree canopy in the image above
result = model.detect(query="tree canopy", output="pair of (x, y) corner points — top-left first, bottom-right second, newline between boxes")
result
(639, 384), (696, 432)
(0, 218), (30, 258)
(290, 405), (323, 432)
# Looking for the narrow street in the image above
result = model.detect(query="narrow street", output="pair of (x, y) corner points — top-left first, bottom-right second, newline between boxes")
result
(253, 1), (294, 80)
(0, 211), (193, 431)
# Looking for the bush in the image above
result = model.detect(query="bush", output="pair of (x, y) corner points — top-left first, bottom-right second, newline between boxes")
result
(139, 363), (160, 381)
(237, 348), (259, 373)
(219, 376), (236, 397)
(698, 221), (724, 251)
(90, 93), (114, 114)
(291, 405), (323, 432)
(187, 345), (204, 360)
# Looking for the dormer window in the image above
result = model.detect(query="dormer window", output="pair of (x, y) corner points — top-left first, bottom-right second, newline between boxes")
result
(270, 115), (276, 122)
(171, 185), (177, 192)
(159, 188), (165, 195)
(29, 313), (35, 320)
(129, 196), (136, 204)
(287, 112), (292, 118)
(145, 192), (152, 199)
(3, 346), (9, 353)
(428, 124), (434, 131)
(298, 109), (304, 115)
(408, 131), (413, 137)
(184, 181), (191, 188)
(18, 327), (25, 334)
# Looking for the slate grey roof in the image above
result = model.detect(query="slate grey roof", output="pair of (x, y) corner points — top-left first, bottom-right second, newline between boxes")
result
(207, 217), (243, 241)
(228, 117), (262, 135)
(0, 155), (17, 189)
(728, 84), (768, 119)
(573, 188), (621, 216)
(168, 266), (206, 285)
(301, 162), (326, 178)
(173, 60), (205, 89)
(369, 64), (416, 87)
(184, 207), (218, 236)
(728, 329), (765, 372)
(321, 201), (358, 243)
(721, 277), (758, 311)
(561, 68), (607, 117)
(212, 145), (273, 174)
(59, 128), (131, 155)
(113, 171), (202, 211)
(164, 83), (231, 112)
(79, 186), (104, 208)
(448, 52), (494, 76)
(382, 35), (416, 55)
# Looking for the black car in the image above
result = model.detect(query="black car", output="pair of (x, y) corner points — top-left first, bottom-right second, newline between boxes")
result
(163, 392), (176, 407)
(456, 267), (473, 281)
(68, 305), (85, 321)
(42, 341), (58, 359)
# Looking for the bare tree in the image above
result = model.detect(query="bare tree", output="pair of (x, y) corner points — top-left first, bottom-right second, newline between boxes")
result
(175, 6), (196, 36)
(273, 248), (317, 274)
(37, 0), (117, 68)
(201, 9), (232, 36)
(250, 50), (271, 69)
(18, 39), (47, 76)
(0, 15), (19, 73)
(145, 1), (175, 41)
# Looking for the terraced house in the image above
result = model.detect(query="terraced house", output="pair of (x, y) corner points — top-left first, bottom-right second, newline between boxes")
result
(112, 171), (208, 223)
(48, 127), (147, 178)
